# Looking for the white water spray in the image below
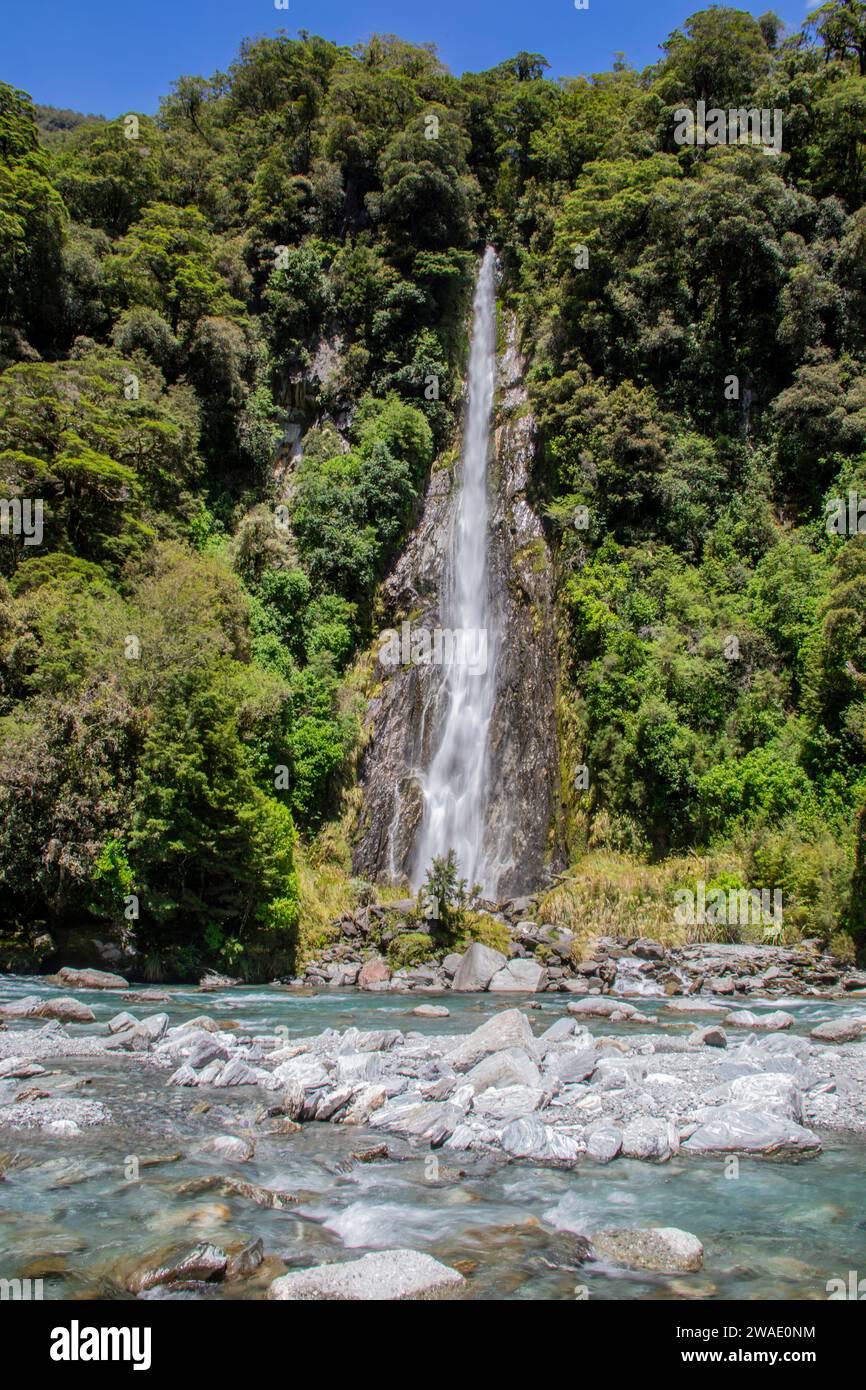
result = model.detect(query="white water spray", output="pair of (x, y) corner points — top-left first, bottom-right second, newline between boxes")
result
(412, 247), (499, 895)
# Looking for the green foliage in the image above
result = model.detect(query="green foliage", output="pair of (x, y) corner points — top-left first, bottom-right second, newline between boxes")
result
(0, 353), (201, 569)
(456, 911), (512, 955)
(387, 930), (436, 970)
(0, 82), (67, 350)
(3, 10), (866, 966)
(107, 203), (244, 333)
(89, 837), (134, 919)
(419, 850), (478, 933)
(291, 393), (432, 606)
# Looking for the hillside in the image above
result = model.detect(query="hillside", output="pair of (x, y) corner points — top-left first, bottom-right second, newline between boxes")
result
(1, 7), (865, 981)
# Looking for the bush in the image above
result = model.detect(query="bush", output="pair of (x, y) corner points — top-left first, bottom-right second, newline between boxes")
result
(388, 930), (436, 970)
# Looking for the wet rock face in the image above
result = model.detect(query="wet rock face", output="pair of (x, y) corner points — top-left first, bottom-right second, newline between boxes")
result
(351, 467), (453, 884)
(353, 314), (559, 898)
(480, 323), (560, 897)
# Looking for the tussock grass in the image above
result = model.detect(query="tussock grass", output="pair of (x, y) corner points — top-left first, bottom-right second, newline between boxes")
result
(295, 785), (409, 967)
(536, 849), (750, 951)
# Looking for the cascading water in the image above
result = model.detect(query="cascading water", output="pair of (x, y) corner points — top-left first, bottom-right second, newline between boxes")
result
(353, 245), (558, 900)
(411, 247), (499, 895)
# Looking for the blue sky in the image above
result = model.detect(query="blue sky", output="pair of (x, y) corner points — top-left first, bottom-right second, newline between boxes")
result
(3, 0), (814, 117)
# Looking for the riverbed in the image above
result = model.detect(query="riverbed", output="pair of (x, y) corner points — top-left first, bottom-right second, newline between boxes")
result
(1, 976), (865, 1300)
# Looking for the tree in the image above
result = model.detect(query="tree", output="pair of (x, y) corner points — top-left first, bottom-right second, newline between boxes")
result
(0, 82), (67, 349)
(658, 8), (774, 107)
(806, 1), (866, 76)
(107, 203), (243, 334)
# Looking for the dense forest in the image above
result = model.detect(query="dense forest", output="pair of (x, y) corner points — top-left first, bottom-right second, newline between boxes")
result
(1, 4), (866, 979)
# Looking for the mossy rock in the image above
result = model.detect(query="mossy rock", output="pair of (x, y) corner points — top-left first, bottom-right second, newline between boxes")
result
(387, 931), (437, 971)
(456, 912), (511, 956)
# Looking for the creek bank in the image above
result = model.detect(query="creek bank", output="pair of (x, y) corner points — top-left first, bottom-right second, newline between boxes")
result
(286, 901), (866, 1001)
(2, 980), (866, 1301)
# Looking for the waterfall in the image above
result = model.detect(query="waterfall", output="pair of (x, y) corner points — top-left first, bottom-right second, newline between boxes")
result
(353, 256), (559, 900)
(411, 247), (499, 896)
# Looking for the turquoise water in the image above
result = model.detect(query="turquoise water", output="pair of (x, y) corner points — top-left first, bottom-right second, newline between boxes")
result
(1, 977), (865, 1300)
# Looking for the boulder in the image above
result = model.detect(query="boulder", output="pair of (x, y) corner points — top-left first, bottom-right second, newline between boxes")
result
(130, 1013), (170, 1046)
(358, 957), (391, 990)
(728, 1072), (804, 1122)
(338, 1085), (388, 1125)
(591, 1227), (703, 1273)
(206, 1135), (255, 1163)
(198, 972), (238, 991)
(268, 1249), (464, 1301)
(620, 1116), (678, 1162)
(663, 999), (727, 1016)
(128, 1242), (227, 1294)
(0, 1057), (46, 1079)
(334, 1052), (383, 1084)
(689, 1026), (727, 1048)
(212, 1057), (263, 1087)
(107, 1012), (138, 1034)
(226, 1238), (264, 1281)
(488, 959), (548, 993)
(451, 943), (508, 992)
(0, 996), (41, 1020)
(631, 939), (667, 961)
(411, 1004), (450, 1018)
(53, 967), (128, 991)
(500, 1115), (581, 1163)
(330, 965), (361, 988)
(683, 1105), (821, 1157)
(593, 1056), (648, 1089)
(463, 1046), (542, 1093)
(546, 1050), (597, 1084)
(473, 1084), (545, 1121)
(33, 997), (95, 1024)
(217, 1177), (296, 1210)
(185, 1034), (231, 1071)
(271, 1056), (330, 1090)
(347, 1028), (403, 1053)
(810, 1016), (866, 1044)
(176, 1015), (220, 1034)
(314, 1087), (355, 1122)
(567, 998), (639, 1021)
(538, 1017), (576, 1043)
(168, 1065), (203, 1087)
(724, 1009), (794, 1032)
(586, 1125), (623, 1164)
(447, 1010), (538, 1071)
(505, 897), (534, 920)
(371, 1099), (463, 1144)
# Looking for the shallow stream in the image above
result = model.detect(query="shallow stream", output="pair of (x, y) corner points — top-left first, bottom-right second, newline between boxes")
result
(1, 976), (864, 1300)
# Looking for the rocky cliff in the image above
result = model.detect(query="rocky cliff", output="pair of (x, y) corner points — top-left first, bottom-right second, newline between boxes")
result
(352, 314), (560, 897)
